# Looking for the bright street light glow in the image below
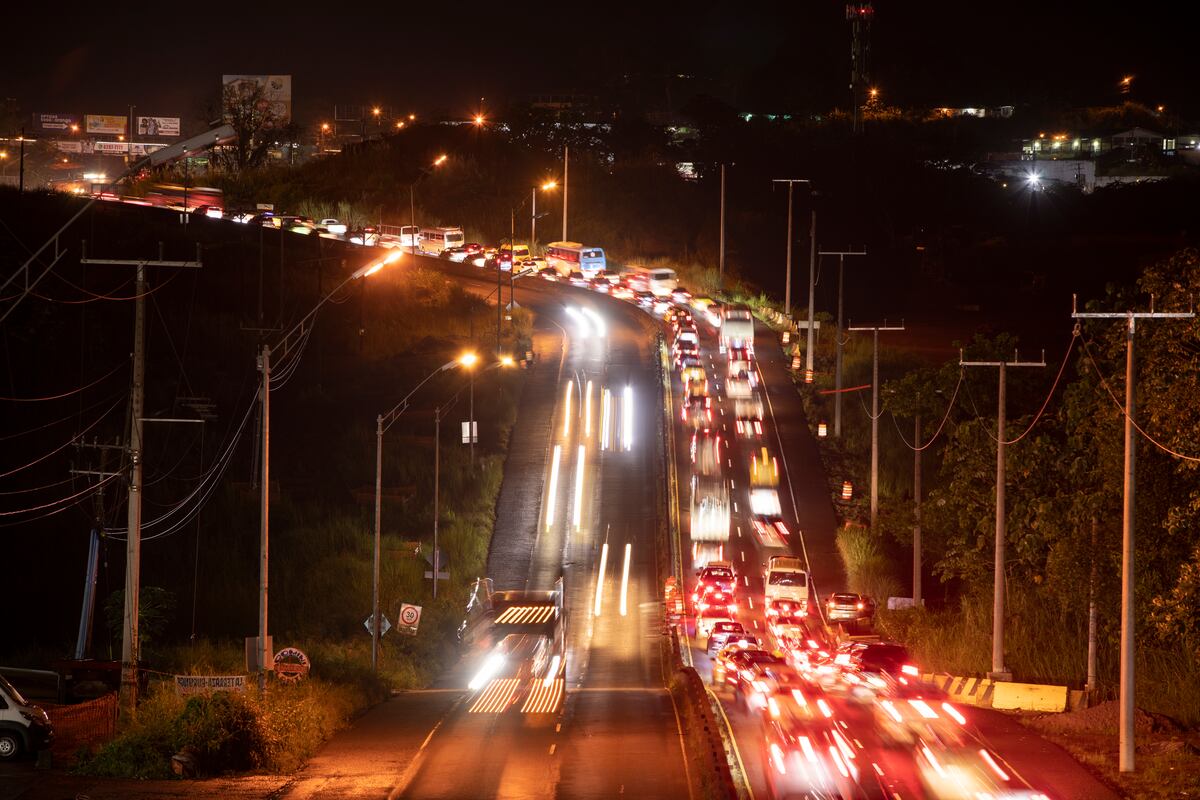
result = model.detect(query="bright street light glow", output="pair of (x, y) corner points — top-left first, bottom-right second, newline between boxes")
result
(622, 385), (634, 451)
(563, 380), (573, 438)
(541, 180), (558, 191)
(459, 352), (479, 368)
(372, 107), (381, 116)
(474, 114), (485, 126)
(585, 380), (593, 438)
(572, 444), (586, 530)
(619, 542), (632, 616)
(500, 354), (514, 366)
(434, 154), (448, 166)
(384, 249), (404, 263)
(594, 542), (609, 617)
(581, 307), (607, 337)
(545, 445), (561, 530)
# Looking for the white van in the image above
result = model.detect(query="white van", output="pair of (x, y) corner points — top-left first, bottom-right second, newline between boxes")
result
(763, 556), (809, 606)
(0, 674), (53, 760)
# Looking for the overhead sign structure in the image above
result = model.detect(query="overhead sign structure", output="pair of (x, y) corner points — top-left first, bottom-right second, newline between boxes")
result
(397, 603), (422, 635)
(33, 113), (78, 132)
(86, 114), (127, 135)
(364, 613), (392, 637)
(137, 116), (181, 137)
(222, 74), (292, 125)
(272, 646), (311, 683)
(174, 675), (247, 696)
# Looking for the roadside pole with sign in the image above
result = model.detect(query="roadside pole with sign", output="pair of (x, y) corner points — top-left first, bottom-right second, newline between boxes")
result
(397, 603), (422, 635)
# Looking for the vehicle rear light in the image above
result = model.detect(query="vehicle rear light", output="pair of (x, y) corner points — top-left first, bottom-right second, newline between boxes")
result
(754, 421), (762, 434)
(741, 669), (754, 681)
(901, 664), (919, 677)
(799, 735), (819, 765)
(807, 639), (819, 650)
(834, 653), (852, 667)
(941, 703), (966, 725)
(909, 699), (938, 719)
(979, 749), (1009, 781)
(829, 746), (851, 779)
(768, 697), (781, 718)
(698, 602), (709, 611)
(816, 698), (833, 718)
(828, 600), (835, 607)
(856, 602), (865, 610)
(774, 521), (789, 536)
(769, 742), (787, 775)
(880, 699), (903, 723)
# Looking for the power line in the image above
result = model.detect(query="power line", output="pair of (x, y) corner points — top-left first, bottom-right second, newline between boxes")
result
(0, 358), (127, 402)
(0, 472), (120, 517)
(888, 368), (964, 452)
(0, 395), (125, 479)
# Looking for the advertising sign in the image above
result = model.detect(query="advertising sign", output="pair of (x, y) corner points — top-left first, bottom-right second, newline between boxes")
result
(174, 675), (247, 696)
(273, 646), (310, 683)
(86, 114), (127, 135)
(33, 113), (78, 132)
(137, 116), (180, 137)
(222, 74), (292, 125)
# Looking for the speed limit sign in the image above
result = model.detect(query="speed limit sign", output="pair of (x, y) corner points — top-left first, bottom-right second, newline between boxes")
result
(398, 603), (422, 635)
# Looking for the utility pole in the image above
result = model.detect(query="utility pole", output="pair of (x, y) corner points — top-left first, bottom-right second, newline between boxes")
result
(433, 405), (442, 599)
(1071, 295), (1192, 773)
(531, 186), (537, 253)
(771, 179), (808, 316)
(820, 248), (867, 437)
(562, 145), (568, 241)
(718, 164), (726, 288)
(913, 410), (922, 607)
(257, 342), (272, 690)
(18, 128), (25, 194)
(806, 207), (817, 375)
(848, 321), (904, 529)
(80, 241), (202, 715)
(1087, 515), (1098, 695)
(959, 349), (1046, 682)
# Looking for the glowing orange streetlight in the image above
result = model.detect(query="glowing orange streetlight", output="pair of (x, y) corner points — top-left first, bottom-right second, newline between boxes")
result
(69, 123), (79, 133)
(868, 87), (879, 101)
(541, 180), (558, 191)
(408, 113), (416, 121)
(395, 121), (403, 129)
(459, 352), (479, 368)
(433, 154), (448, 166)
(372, 107), (381, 117)
(473, 114), (485, 126)
(321, 123), (331, 132)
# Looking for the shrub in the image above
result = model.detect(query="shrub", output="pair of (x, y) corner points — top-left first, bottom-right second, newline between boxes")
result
(175, 692), (266, 773)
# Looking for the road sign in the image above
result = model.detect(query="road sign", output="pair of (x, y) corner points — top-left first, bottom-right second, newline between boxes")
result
(397, 603), (422, 635)
(461, 420), (477, 444)
(424, 547), (449, 582)
(364, 613), (392, 637)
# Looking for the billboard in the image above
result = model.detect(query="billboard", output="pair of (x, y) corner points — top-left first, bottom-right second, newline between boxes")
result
(137, 116), (180, 137)
(221, 75), (292, 125)
(33, 113), (79, 132)
(86, 114), (128, 135)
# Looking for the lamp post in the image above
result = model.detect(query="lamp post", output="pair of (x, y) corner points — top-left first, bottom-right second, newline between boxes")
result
(531, 180), (558, 256)
(409, 154), (448, 254)
(255, 250), (399, 688)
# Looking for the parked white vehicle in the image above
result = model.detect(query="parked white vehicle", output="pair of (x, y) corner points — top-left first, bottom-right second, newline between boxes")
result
(0, 674), (53, 760)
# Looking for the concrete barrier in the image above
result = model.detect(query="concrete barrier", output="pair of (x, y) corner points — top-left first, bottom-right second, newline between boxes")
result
(922, 673), (995, 707)
(991, 681), (1069, 712)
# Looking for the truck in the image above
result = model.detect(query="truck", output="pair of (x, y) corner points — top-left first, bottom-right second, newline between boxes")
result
(718, 304), (754, 354)
(690, 434), (730, 543)
(763, 555), (809, 606)
(748, 446), (782, 522)
(460, 578), (567, 714)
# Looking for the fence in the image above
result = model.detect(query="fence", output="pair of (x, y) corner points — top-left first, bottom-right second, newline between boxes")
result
(44, 692), (118, 755)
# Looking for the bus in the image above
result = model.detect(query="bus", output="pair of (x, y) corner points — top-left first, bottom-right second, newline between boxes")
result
(625, 265), (678, 297)
(417, 226), (465, 255)
(545, 241), (607, 278)
(143, 184), (223, 213)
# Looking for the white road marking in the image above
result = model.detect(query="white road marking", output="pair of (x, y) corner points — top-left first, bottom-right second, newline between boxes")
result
(740, 551), (745, 562)
(545, 445), (562, 529)
(563, 380), (573, 438)
(620, 542), (632, 616)
(744, 575), (750, 586)
(748, 597), (754, 610)
(549, 744), (557, 755)
(572, 444), (586, 530)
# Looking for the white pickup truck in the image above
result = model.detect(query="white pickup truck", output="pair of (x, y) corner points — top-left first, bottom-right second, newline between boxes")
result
(763, 555), (809, 606)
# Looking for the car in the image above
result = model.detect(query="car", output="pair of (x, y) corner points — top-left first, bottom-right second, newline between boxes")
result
(826, 593), (876, 628)
(539, 266), (559, 281)
(829, 641), (916, 678)
(716, 648), (786, 691)
(567, 271), (590, 288)
(682, 394), (712, 431)
(0, 674), (53, 761)
(443, 246), (469, 261)
(765, 598), (806, 619)
(673, 340), (700, 367)
(706, 621), (749, 655)
(681, 362), (706, 389)
(695, 585), (737, 619)
(348, 227), (380, 246)
(735, 663), (805, 712)
(769, 613), (816, 654)
(317, 218), (347, 235)
(694, 562), (736, 597)
(674, 328), (699, 349)
(635, 290), (656, 309)
(587, 277), (610, 293)
(671, 287), (693, 305)
(612, 284), (634, 300)
(760, 688), (874, 800)
(653, 297), (672, 316)
(711, 638), (767, 685)
(696, 604), (734, 642)
(472, 247), (497, 268)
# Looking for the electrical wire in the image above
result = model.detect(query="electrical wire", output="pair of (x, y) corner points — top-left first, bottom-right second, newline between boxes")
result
(997, 330), (1079, 445)
(857, 386), (886, 421)
(888, 369), (965, 452)
(0, 473), (81, 497)
(0, 395), (125, 479)
(1079, 334), (1200, 463)
(0, 359), (127, 402)
(0, 387), (127, 441)
(0, 472), (120, 517)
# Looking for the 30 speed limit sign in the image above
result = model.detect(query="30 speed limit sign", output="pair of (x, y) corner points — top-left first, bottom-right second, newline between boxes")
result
(398, 603), (422, 635)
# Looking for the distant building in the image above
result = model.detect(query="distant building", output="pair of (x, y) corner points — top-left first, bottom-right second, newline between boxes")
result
(930, 105), (1015, 119)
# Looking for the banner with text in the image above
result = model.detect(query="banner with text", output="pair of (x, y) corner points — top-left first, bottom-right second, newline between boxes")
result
(174, 675), (248, 696)
(86, 114), (127, 135)
(137, 116), (180, 137)
(33, 113), (78, 132)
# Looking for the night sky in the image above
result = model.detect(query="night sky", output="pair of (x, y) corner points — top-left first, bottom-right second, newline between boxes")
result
(3, 2), (1193, 124)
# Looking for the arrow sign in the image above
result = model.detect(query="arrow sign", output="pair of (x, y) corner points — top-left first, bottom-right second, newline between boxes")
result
(423, 548), (450, 582)
(364, 613), (391, 637)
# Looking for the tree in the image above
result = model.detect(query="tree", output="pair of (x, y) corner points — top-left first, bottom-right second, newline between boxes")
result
(216, 81), (283, 171)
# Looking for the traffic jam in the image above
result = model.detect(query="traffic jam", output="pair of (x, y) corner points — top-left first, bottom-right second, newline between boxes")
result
(663, 306), (1053, 799)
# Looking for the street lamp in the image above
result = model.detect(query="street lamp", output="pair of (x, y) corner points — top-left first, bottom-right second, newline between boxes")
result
(531, 181), (558, 255)
(254, 250), (398, 688)
(473, 114), (486, 126)
(409, 154), (449, 253)
(370, 352), (511, 670)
